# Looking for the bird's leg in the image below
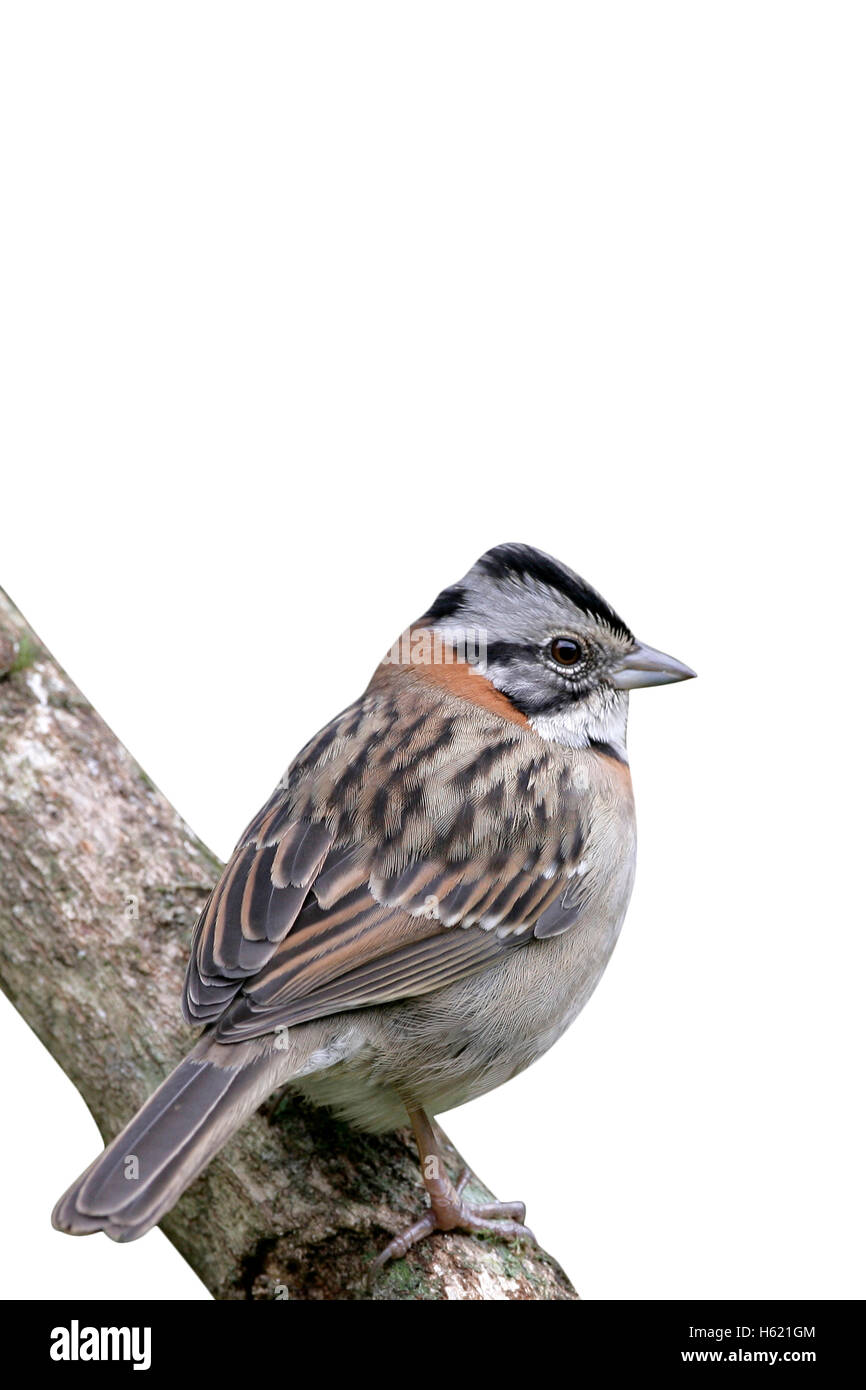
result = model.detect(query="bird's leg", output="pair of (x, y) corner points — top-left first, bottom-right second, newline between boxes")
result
(370, 1106), (535, 1275)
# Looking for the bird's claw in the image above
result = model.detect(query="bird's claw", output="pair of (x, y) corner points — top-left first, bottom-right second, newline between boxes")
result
(369, 1168), (534, 1285)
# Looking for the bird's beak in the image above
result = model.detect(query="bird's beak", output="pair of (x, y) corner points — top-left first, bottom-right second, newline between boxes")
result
(611, 641), (697, 690)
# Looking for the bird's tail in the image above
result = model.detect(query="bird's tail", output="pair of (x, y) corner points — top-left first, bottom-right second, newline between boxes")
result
(52, 1036), (290, 1242)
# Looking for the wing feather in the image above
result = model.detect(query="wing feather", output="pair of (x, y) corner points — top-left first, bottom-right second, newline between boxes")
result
(182, 817), (332, 1023)
(184, 683), (599, 1035)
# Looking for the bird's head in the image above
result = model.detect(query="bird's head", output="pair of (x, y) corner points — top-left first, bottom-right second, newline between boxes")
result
(418, 542), (695, 750)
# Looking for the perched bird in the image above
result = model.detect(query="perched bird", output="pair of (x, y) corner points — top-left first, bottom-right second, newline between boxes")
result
(53, 543), (694, 1268)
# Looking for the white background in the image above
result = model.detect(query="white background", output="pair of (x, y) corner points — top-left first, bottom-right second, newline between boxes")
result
(1, 2), (863, 1301)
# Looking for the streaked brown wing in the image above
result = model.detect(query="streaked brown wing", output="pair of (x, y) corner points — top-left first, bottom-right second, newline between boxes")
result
(183, 816), (333, 1024)
(211, 880), (522, 1042)
(194, 822), (586, 1045)
(184, 680), (591, 1038)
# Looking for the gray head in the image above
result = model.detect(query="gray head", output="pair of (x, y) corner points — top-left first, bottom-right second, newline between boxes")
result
(423, 543), (694, 747)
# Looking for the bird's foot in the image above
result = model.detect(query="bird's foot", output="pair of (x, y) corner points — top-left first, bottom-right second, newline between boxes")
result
(371, 1167), (534, 1276)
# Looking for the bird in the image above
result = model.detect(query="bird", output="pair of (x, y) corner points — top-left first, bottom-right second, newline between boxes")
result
(52, 543), (694, 1271)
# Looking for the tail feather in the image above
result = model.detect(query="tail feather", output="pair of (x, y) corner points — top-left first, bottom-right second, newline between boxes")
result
(52, 1046), (278, 1242)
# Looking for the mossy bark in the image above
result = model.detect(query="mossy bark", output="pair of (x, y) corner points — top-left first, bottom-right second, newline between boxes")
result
(0, 588), (577, 1301)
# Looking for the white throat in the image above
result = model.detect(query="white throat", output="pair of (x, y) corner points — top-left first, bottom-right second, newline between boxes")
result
(529, 688), (629, 759)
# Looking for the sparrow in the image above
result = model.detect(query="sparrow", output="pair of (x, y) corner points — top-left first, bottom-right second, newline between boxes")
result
(53, 543), (694, 1271)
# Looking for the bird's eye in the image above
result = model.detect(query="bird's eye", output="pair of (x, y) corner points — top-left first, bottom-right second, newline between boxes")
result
(550, 637), (581, 667)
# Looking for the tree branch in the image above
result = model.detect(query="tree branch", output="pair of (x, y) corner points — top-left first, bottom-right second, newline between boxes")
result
(0, 589), (577, 1301)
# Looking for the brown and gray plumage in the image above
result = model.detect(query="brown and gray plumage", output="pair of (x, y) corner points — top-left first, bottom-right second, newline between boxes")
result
(53, 543), (694, 1264)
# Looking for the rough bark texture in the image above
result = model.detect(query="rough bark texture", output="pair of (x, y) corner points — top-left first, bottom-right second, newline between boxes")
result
(0, 588), (577, 1301)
